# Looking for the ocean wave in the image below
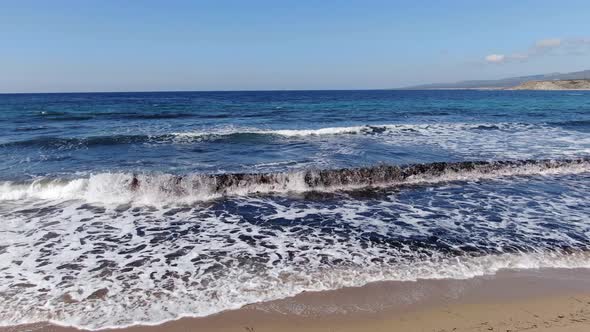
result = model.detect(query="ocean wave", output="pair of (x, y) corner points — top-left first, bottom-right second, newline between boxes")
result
(171, 122), (530, 138)
(2, 158), (589, 204)
(1, 124), (391, 148)
(0, 134), (170, 149)
(14, 126), (48, 132)
(2, 163), (590, 329)
(1, 122), (546, 148)
(37, 111), (197, 121)
(550, 119), (590, 128)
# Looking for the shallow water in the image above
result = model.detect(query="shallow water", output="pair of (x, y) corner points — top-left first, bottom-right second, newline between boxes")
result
(1, 90), (590, 329)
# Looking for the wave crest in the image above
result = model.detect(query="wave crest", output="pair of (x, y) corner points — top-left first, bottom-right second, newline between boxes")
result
(2, 158), (589, 205)
(2, 122), (547, 148)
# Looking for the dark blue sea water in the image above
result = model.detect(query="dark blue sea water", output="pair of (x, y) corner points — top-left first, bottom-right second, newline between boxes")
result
(1, 90), (590, 329)
(2, 90), (590, 178)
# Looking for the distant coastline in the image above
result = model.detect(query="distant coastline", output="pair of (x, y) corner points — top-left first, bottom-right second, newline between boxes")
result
(508, 79), (590, 90)
(402, 69), (590, 90)
(400, 79), (590, 91)
(408, 79), (590, 91)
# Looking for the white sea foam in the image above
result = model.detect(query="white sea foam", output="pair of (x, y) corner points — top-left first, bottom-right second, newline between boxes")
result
(171, 124), (371, 138)
(169, 122), (590, 164)
(170, 123), (494, 139)
(3, 252), (590, 330)
(169, 122), (590, 139)
(1, 172), (590, 329)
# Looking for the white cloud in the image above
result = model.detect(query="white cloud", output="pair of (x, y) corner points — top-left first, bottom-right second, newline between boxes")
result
(484, 37), (589, 64)
(485, 54), (505, 63)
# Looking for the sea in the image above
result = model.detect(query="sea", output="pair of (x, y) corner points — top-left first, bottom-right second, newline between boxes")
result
(1, 90), (590, 329)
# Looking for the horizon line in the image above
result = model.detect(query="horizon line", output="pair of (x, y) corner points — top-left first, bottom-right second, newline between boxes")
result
(0, 88), (410, 95)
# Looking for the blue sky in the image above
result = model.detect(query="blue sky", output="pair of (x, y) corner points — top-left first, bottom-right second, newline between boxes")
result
(1, 0), (589, 92)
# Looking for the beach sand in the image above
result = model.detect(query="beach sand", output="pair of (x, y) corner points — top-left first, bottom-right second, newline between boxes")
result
(4, 268), (590, 332)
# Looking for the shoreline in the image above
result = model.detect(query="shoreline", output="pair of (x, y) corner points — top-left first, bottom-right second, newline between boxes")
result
(5, 267), (590, 332)
(400, 87), (590, 90)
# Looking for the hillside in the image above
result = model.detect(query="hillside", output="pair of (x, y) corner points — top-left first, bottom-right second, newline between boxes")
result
(509, 79), (590, 90)
(403, 69), (590, 89)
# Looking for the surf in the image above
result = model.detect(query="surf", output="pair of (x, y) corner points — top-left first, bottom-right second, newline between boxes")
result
(2, 158), (589, 205)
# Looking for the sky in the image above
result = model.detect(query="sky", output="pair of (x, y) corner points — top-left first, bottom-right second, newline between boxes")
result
(1, 0), (589, 92)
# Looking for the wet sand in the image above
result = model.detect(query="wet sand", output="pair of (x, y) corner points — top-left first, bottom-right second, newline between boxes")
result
(4, 268), (590, 332)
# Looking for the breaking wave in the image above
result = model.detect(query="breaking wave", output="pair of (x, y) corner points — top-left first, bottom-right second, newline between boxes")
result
(0, 122), (553, 148)
(171, 122), (538, 138)
(2, 158), (589, 205)
(2, 172), (590, 329)
(0, 124), (401, 148)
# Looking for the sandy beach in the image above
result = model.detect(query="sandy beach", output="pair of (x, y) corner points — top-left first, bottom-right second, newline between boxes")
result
(4, 268), (590, 332)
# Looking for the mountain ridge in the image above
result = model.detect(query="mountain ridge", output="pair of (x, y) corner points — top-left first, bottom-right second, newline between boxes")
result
(403, 69), (590, 90)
